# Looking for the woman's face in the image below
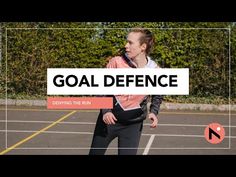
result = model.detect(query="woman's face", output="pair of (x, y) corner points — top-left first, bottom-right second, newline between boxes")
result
(125, 32), (144, 59)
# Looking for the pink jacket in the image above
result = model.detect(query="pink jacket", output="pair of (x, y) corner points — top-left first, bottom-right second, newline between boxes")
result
(106, 56), (158, 111)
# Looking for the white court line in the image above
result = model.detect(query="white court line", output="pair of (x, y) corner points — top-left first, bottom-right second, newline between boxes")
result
(0, 120), (96, 125)
(13, 147), (230, 150)
(0, 130), (93, 134)
(146, 123), (235, 128)
(5, 29), (8, 149)
(0, 108), (98, 112)
(1, 130), (233, 150)
(143, 135), (155, 155)
(1, 129), (236, 138)
(1, 108), (235, 116)
(228, 27), (231, 149)
(0, 120), (235, 128)
(6, 28), (230, 30)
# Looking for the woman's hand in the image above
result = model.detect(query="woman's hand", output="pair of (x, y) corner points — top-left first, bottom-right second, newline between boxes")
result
(148, 113), (158, 128)
(103, 112), (117, 125)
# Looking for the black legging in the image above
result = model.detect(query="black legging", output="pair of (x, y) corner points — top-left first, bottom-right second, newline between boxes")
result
(89, 111), (143, 155)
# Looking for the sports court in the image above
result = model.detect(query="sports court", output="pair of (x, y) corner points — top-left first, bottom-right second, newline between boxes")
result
(0, 106), (235, 155)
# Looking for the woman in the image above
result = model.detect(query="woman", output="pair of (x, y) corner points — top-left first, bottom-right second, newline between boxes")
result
(89, 28), (163, 155)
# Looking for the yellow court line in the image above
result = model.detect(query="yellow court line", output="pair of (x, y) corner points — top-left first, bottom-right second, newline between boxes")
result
(0, 110), (76, 155)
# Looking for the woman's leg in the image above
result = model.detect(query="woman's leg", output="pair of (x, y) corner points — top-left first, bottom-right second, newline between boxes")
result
(117, 122), (143, 155)
(89, 111), (116, 155)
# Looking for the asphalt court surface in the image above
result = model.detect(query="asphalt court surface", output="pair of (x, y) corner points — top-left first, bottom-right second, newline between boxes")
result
(0, 106), (236, 155)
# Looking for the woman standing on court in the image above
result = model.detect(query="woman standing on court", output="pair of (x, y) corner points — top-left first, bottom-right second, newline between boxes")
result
(89, 28), (163, 155)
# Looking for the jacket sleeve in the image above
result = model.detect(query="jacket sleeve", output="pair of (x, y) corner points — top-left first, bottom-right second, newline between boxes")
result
(101, 108), (112, 115)
(149, 95), (163, 116)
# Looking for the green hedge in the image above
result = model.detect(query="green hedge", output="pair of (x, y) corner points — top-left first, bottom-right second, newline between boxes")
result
(0, 22), (235, 102)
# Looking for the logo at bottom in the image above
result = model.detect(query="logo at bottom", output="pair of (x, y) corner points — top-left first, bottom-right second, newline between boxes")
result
(204, 123), (225, 144)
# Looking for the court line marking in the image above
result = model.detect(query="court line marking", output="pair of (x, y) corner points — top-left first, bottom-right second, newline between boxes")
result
(0, 111), (76, 155)
(0, 108), (73, 112)
(12, 147), (230, 150)
(0, 108), (234, 115)
(143, 135), (155, 155)
(6, 28), (231, 30)
(0, 120), (235, 128)
(1, 130), (232, 150)
(1, 129), (235, 138)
